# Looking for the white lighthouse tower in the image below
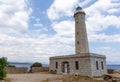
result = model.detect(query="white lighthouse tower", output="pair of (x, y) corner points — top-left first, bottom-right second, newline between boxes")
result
(74, 7), (89, 54)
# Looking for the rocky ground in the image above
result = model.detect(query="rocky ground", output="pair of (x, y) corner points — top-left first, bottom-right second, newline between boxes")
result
(6, 73), (120, 82)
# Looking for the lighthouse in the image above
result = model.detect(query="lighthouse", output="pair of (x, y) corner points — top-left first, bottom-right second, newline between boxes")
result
(49, 7), (107, 77)
(74, 7), (89, 54)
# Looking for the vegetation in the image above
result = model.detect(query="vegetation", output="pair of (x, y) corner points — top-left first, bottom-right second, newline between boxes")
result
(0, 57), (8, 80)
(31, 62), (42, 67)
(29, 62), (42, 73)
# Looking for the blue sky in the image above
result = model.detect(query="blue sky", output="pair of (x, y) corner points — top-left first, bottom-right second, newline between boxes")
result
(0, 0), (120, 64)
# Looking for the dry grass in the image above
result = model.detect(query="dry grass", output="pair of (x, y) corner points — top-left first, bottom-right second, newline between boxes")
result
(41, 75), (104, 82)
(5, 78), (12, 82)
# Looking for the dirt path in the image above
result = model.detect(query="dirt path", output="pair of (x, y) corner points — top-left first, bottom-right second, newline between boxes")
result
(7, 73), (62, 82)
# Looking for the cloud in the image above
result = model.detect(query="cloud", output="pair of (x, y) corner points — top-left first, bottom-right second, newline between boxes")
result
(0, 0), (32, 34)
(106, 52), (120, 64)
(47, 0), (120, 43)
(0, 0), (120, 64)
(84, 0), (120, 42)
(47, 0), (79, 21)
(89, 33), (120, 42)
(46, 0), (120, 64)
(0, 0), (33, 62)
(52, 20), (74, 37)
(33, 18), (43, 27)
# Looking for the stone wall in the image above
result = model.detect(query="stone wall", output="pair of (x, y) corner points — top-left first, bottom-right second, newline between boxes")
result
(90, 54), (107, 76)
(6, 67), (28, 74)
(50, 55), (92, 76)
(31, 67), (49, 73)
(50, 53), (107, 77)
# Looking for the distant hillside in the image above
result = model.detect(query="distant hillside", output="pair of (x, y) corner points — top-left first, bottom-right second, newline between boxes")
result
(8, 62), (31, 64)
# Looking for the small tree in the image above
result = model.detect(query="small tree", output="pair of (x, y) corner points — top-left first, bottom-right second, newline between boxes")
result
(31, 62), (42, 67)
(29, 62), (42, 73)
(0, 57), (8, 80)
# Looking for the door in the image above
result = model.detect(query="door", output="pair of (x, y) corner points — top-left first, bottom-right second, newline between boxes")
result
(62, 61), (69, 73)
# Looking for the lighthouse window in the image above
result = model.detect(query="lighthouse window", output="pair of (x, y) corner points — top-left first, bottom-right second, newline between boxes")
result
(75, 61), (79, 70)
(77, 32), (79, 35)
(96, 61), (99, 70)
(77, 41), (79, 44)
(76, 21), (78, 24)
(101, 61), (104, 70)
(56, 62), (58, 69)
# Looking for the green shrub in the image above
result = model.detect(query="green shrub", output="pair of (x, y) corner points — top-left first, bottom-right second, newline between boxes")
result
(0, 57), (8, 80)
(29, 62), (42, 73)
(31, 62), (42, 67)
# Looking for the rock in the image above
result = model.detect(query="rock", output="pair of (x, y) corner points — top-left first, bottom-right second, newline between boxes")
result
(103, 75), (113, 81)
(103, 75), (120, 82)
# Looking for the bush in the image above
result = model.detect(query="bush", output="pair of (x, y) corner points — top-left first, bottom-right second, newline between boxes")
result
(31, 62), (42, 67)
(0, 57), (8, 80)
(29, 62), (42, 73)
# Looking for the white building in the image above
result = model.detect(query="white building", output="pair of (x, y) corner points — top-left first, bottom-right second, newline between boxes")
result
(49, 7), (107, 77)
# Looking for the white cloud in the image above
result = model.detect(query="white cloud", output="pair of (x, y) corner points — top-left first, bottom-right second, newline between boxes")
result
(89, 33), (120, 43)
(0, 0), (120, 64)
(0, 29), (75, 63)
(79, 0), (93, 7)
(0, 0), (32, 34)
(0, 0), (33, 62)
(33, 18), (44, 28)
(84, 0), (120, 42)
(47, 0), (79, 21)
(34, 23), (43, 27)
(106, 52), (120, 64)
(108, 8), (120, 14)
(52, 20), (74, 37)
(46, 0), (120, 64)
(46, 0), (120, 65)
(47, 0), (120, 43)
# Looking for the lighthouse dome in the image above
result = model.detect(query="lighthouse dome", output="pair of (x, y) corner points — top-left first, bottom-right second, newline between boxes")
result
(75, 6), (85, 14)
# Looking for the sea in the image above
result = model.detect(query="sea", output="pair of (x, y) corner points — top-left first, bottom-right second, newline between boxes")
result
(9, 62), (120, 71)
(107, 65), (120, 70)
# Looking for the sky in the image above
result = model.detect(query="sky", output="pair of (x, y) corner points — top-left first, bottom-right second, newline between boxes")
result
(0, 0), (120, 64)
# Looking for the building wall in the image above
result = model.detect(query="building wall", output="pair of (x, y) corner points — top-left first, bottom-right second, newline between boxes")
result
(69, 57), (92, 76)
(50, 54), (107, 77)
(6, 67), (28, 74)
(90, 57), (107, 76)
(50, 56), (92, 76)
(31, 67), (49, 73)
